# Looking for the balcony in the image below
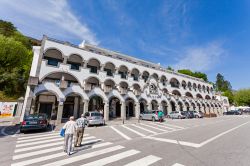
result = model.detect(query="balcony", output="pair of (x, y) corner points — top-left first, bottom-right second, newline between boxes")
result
(134, 90), (141, 96)
(85, 84), (98, 91)
(120, 88), (127, 95)
(104, 86), (113, 93)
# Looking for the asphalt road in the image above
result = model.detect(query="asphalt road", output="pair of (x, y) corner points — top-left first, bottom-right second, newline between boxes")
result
(1, 115), (250, 166)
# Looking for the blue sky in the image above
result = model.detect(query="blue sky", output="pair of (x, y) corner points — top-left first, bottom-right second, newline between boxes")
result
(0, 0), (249, 90)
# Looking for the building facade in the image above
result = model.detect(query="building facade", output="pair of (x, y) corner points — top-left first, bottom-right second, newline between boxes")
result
(21, 36), (224, 124)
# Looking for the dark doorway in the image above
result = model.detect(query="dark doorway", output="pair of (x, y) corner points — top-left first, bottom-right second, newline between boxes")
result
(39, 103), (52, 118)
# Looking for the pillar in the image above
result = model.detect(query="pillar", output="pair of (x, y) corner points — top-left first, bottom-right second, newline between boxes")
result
(83, 100), (89, 114)
(121, 102), (126, 120)
(167, 102), (172, 113)
(20, 86), (33, 123)
(135, 102), (140, 119)
(79, 100), (84, 116)
(73, 97), (79, 118)
(104, 102), (109, 121)
(56, 103), (64, 125)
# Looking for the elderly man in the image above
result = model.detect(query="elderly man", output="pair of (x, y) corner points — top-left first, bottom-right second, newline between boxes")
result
(63, 116), (77, 155)
(75, 114), (86, 147)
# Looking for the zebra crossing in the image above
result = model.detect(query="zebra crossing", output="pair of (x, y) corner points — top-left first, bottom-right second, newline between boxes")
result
(109, 122), (185, 140)
(12, 131), (162, 166)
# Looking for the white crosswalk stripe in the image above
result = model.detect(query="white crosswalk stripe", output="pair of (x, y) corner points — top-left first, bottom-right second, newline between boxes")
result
(80, 149), (140, 166)
(122, 125), (146, 137)
(124, 155), (162, 166)
(139, 123), (167, 132)
(131, 124), (158, 134)
(110, 126), (132, 140)
(12, 130), (162, 166)
(150, 123), (177, 130)
(162, 123), (185, 129)
(17, 132), (60, 140)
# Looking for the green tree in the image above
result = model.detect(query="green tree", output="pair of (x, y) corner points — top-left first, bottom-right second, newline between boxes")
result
(215, 73), (232, 92)
(178, 69), (208, 81)
(234, 89), (250, 106)
(222, 90), (234, 104)
(0, 35), (32, 96)
(167, 66), (174, 71)
(0, 20), (16, 37)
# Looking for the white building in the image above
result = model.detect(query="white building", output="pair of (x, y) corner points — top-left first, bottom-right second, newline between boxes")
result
(21, 36), (224, 124)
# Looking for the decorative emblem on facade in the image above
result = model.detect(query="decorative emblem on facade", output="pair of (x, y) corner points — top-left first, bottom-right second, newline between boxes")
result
(145, 78), (162, 99)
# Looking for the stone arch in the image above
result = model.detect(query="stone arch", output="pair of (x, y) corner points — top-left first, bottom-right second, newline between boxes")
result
(88, 87), (108, 102)
(139, 98), (147, 113)
(118, 65), (129, 79)
(205, 95), (211, 100)
(170, 78), (180, 88)
(181, 80), (187, 89)
(87, 58), (101, 73)
(160, 75), (167, 86)
(185, 92), (193, 98)
(142, 71), (149, 82)
(152, 73), (159, 81)
(151, 100), (158, 110)
(172, 90), (181, 97)
(131, 68), (140, 81)
(85, 76), (100, 91)
(43, 48), (63, 61)
(40, 71), (81, 85)
(196, 93), (203, 99)
(104, 62), (116, 76)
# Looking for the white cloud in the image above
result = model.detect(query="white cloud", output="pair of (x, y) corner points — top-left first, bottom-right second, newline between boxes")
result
(173, 41), (225, 71)
(0, 0), (99, 45)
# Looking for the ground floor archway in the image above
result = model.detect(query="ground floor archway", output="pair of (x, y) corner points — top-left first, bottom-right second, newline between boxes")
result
(161, 101), (168, 115)
(126, 98), (135, 117)
(178, 101), (184, 111)
(151, 100), (158, 110)
(170, 101), (176, 112)
(88, 95), (104, 112)
(109, 97), (121, 119)
(139, 99), (147, 113)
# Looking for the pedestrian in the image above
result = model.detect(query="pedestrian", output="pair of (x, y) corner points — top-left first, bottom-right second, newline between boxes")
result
(50, 111), (57, 131)
(75, 114), (86, 147)
(158, 111), (164, 123)
(63, 116), (77, 155)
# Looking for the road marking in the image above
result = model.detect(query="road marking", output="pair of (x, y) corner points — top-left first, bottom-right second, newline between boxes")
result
(131, 124), (157, 134)
(110, 126), (131, 140)
(124, 155), (162, 166)
(16, 137), (64, 147)
(17, 135), (64, 143)
(41, 145), (125, 166)
(15, 138), (102, 153)
(17, 133), (60, 140)
(145, 137), (200, 148)
(199, 121), (250, 147)
(150, 123), (176, 131)
(172, 163), (185, 166)
(123, 125), (146, 137)
(146, 121), (250, 148)
(139, 123), (166, 132)
(81, 149), (140, 166)
(162, 123), (185, 129)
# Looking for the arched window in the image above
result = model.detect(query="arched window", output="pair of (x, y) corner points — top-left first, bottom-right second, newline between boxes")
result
(131, 68), (140, 81)
(87, 59), (100, 73)
(118, 65), (128, 79)
(67, 54), (83, 70)
(142, 71), (149, 83)
(104, 62), (115, 76)
(170, 78), (180, 88)
(43, 49), (63, 66)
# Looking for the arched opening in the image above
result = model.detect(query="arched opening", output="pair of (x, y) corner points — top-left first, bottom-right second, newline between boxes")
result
(205, 95), (211, 100)
(152, 73), (159, 81)
(131, 68), (140, 81)
(109, 97), (121, 119)
(193, 83), (197, 91)
(170, 78), (180, 88)
(67, 54), (83, 70)
(133, 84), (141, 96)
(185, 92), (193, 98)
(104, 62), (115, 77)
(198, 84), (202, 92)
(126, 98), (135, 117)
(139, 98), (147, 113)
(170, 101), (176, 112)
(207, 86), (210, 93)
(185, 102), (190, 111)
(63, 94), (82, 122)
(118, 65), (128, 79)
(160, 75), (167, 86)
(182, 80), (187, 90)
(104, 79), (115, 93)
(202, 85), (206, 93)
(197, 103), (201, 111)
(161, 101), (168, 115)
(42, 72), (79, 88)
(85, 77), (99, 91)
(188, 82), (192, 91)
(172, 90), (181, 97)
(142, 71), (149, 83)
(87, 58), (100, 73)
(196, 94), (203, 99)
(202, 103), (206, 113)
(34, 92), (58, 119)
(178, 101), (184, 111)
(43, 48), (63, 66)
(162, 88), (168, 95)
(88, 95), (104, 112)
(191, 102), (196, 110)
(151, 100), (158, 110)
(119, 81), (128, 95)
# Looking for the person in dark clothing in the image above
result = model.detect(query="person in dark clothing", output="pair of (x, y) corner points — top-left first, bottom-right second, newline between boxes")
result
(50, 111), (57, 131)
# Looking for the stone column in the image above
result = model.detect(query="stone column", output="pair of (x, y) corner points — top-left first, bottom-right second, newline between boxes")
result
(83, 100), (89, 114)
(73, 97), (79, 118)
(167, 103), (172, 113)
(135, 102), (140, 119)
(79, 100), (84, 116)
(121, 102), (126, 120)
(56, 103), (64, 125)
(104, 102), (109, 121)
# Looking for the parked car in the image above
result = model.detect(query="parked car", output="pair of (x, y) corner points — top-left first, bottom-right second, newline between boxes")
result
(188, 111), (204, 118)
(223, 110), (242, 115)
(20, 113), (49, 133)
(85, 111), (105, 126)
(182, 111), (193, 118)
(139, 110), (164, 122)
(167, 111), (186, 119)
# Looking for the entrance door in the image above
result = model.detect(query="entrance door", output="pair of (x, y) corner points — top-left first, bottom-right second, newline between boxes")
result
(116, 102), (121, 117)
(39, 103), (52, 118)
(128, 102), (134, 116)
